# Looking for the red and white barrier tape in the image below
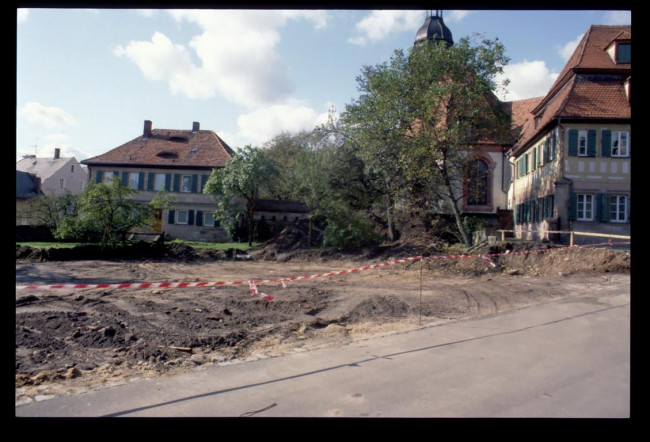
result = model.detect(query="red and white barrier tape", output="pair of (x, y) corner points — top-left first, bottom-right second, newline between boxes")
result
(16, 241), (629, 296)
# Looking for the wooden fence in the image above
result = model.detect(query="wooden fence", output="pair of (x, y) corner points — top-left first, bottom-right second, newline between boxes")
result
(496, 230), (630, 247)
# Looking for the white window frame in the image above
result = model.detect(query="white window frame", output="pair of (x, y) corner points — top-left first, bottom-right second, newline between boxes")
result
(578, 130), (589, 156)
(610, 195), (628, 223)
(611, 131), (630, 157)
(577, 194), (594, 221)
(203, 211), (215, 227)
(181, 175), (193, 193)
(128, 172), (140, 190)
(175, 210), (189, 225)
(103, 172), (116, 185)
(154, 173), (166, 191)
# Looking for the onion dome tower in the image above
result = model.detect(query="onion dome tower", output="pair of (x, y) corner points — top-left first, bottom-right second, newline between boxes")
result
(414, 10), (454, 47)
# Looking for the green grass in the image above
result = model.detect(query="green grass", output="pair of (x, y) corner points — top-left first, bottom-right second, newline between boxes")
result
(17, 240), (260, 251)
(16, 242), (89, 249)
(167, 240), (260, 251)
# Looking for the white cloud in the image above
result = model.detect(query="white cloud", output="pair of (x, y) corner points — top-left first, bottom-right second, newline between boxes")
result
(556, 33), (584, 61)
(348, 10), (424, 45)
(603, 10), (631, 25)
(348, 10), (473, 45)
(137, 9), (157, 18)
(444, 10), (475, 23)
(113, 10), (329, 108)
(19, 102), (77, 128)
(496, 60), (559, 101)
(237, 103), (331, 144)
(17, 8), (29, 23)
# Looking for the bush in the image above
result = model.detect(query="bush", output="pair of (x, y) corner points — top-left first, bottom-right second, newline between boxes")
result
(323, 206), (379, 249)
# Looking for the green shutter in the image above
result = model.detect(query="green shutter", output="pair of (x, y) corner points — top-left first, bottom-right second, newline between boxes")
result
(138, 172), (145, 190)
(201, 175), (208, 193)
(147, 173), (155, 191)
(188, 210), (195, 226)
(597, 193), (611, 222)
(568, 130), (578, 157)
(165, 174), (172, 192)
(121, 172), (128, 186)
(168, 210), (175, 224)
(173, 174), (181, 192)
(587, 130), (597, 157)
(568, 192), (577, 221)
(196, 210), (203, 227)
(192, 175), (198, 193)
(95, 170), (103, 184)
(601, 130), (612, 157)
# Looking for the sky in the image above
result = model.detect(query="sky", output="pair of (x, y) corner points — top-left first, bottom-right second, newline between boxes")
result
(16, 7), (632, 163)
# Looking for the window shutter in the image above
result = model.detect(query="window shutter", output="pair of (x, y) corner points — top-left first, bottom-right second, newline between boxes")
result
(147, 173), (155, 191)
(201, 174), (208, 193)
(113, 171), (120, 178)
(597, 193), (611, 222)
(532, 147), (536, 170)
(568, 192), (577, 221)
(121, 172), (128, 186)
(165, 174), (172, 192)
(138, 172), (145, 190)
(188, 210), (195, 225)
(168, 210), (175, 224)
(601, 130), (612, 157)
(192, 175), (199, 193)
(587, 130), (597, 157)
(196, 210), (203, 227)
(95, 170), (103, 184)
(568, 130), (578, 157)
(173, 174), (181, 192)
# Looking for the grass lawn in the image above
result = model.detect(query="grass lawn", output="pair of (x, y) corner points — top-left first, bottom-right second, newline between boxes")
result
(17, 240), (260, 251)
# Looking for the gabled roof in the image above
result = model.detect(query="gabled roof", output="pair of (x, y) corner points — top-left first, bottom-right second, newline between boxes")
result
(16, 156), (73, 180)
(510, 24), (631, 156)
(82, 123), (234, 169)
(538, 25), (631, 112)
(16, 170), (41, 199)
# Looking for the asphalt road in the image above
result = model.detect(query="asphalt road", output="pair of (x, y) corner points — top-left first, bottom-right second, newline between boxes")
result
(15, 276), (630, 418)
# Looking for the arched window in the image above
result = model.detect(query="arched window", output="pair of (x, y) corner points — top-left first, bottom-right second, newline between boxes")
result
(466, 159), (489, 205)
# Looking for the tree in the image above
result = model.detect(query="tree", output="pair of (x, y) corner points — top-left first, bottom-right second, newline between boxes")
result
(17, 190), (79, 232)
(339, 51), (413, 241)
(341, 34), (511, 246)
(203, 145), (279, 246)
(405, 35), (511, 245)
(54, 179), (174, 246)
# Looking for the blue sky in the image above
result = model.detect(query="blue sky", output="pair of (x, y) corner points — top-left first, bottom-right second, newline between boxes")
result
(16, 8), (631, 163)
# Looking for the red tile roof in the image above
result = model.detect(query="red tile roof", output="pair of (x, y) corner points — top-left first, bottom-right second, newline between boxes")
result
(510, 25), (631, 155)
(82, 125), (234, 169)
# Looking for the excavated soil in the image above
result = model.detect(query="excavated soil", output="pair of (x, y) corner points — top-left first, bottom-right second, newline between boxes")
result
(15, 241), (630, 405)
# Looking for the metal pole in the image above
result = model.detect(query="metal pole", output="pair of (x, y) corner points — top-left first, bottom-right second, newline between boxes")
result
(419, 258), (423, 326)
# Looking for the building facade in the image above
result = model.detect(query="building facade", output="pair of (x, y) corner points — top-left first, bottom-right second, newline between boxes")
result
(16, 148), (88, 197)
(507, 25), (631, 243)
(81, 121), (234, 242)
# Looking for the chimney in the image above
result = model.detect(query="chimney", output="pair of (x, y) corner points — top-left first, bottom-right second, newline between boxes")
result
(192, 121), (200, 132)
(54, 148), (61, 159)
(143, 120), (152, 138)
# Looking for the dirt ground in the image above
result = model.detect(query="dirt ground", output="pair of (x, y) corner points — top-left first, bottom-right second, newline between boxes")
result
(15, 241), (630, 405)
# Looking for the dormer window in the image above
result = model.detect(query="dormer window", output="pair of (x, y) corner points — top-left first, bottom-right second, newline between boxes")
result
(607, 39), (631, 64)
(616, 43), (631, 63)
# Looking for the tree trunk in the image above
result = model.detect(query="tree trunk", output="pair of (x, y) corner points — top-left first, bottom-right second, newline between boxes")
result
(384, 177), (395, 242)
(441, 163), (472, 246)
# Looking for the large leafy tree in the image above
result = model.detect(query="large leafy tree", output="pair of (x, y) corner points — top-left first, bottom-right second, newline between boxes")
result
(341, 34), (511, 245)
(203, 145), (279, 246)
(340, 51), (413, 241)
(54, 179), (173, 245)
(405, 35), (511, 245)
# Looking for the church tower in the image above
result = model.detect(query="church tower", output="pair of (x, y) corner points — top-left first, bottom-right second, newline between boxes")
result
(414, 10), (454, 47)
